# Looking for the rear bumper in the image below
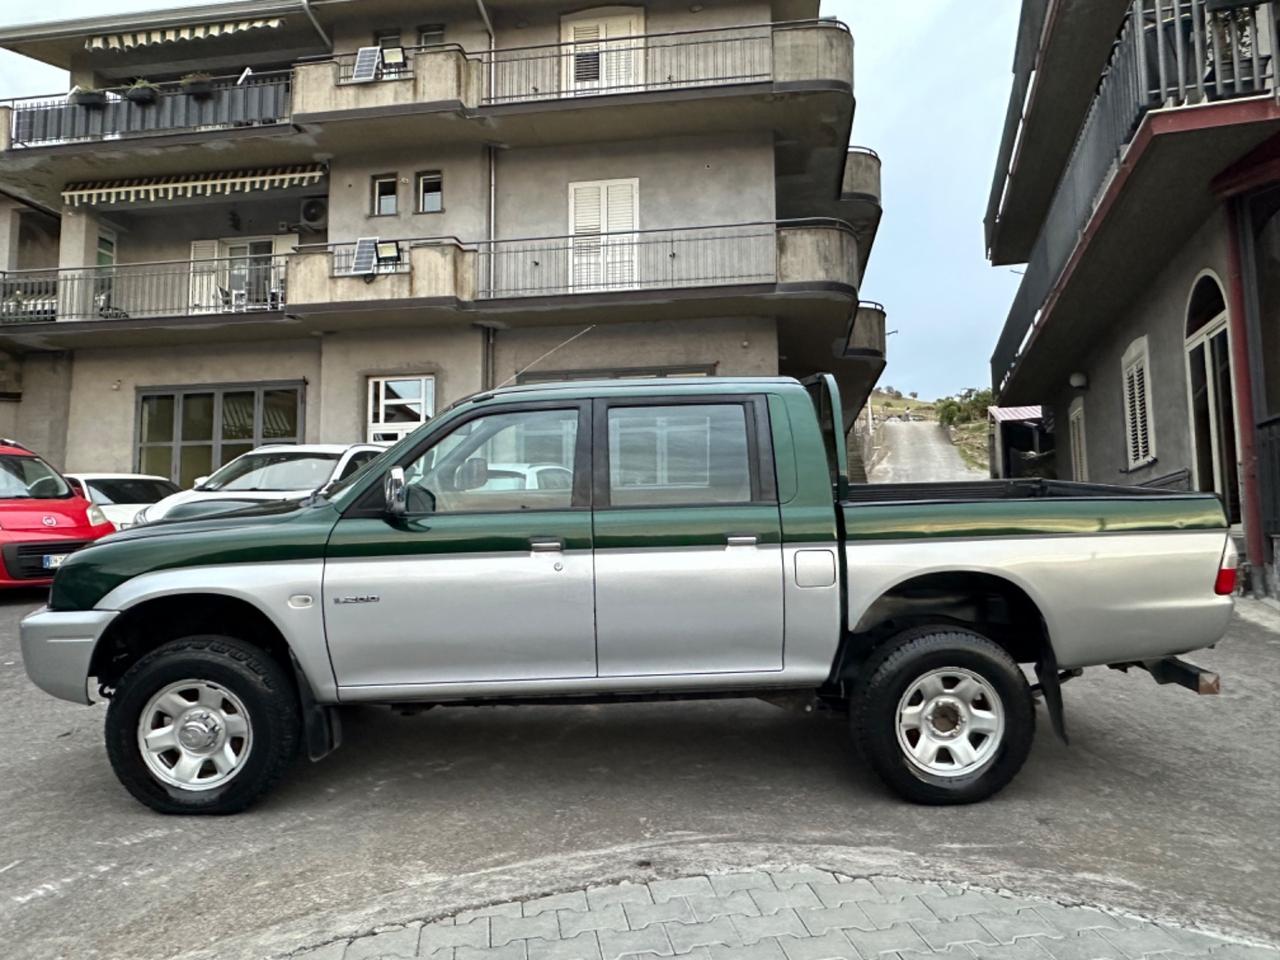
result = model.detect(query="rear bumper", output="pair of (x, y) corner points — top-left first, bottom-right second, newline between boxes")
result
(20, 606), (118, 704)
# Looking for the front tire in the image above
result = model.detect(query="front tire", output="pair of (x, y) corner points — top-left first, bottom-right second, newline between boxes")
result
(850, 625), (1035, 805)
(104, 635), (300, 815)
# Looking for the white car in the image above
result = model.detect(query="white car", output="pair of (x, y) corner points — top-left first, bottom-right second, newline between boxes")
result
(135, 443), (385, 525)
(65, 473), (181, 529)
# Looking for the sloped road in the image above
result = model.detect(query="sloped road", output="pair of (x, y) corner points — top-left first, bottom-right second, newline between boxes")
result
(869, 420), (986, 483)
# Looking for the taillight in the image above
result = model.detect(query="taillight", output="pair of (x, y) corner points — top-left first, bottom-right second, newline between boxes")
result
(1215, 540), (1239, 596)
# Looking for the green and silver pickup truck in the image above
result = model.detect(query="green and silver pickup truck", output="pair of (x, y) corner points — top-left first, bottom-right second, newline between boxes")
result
(21, 376), (1237, 814)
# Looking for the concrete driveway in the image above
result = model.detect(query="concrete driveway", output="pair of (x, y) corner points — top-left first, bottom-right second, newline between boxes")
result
(869, 421), (986, 483)
(0, 593), (1277, 960)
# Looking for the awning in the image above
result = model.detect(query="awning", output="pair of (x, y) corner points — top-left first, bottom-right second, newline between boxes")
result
(62, 165), (327, 207)
(86, 18), (284, 53)
(987, 405), (1044, 423)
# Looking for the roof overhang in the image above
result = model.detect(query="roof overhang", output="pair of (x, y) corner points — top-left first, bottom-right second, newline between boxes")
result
(986, 0), (1132, 265)
(62, 164), (327, 207)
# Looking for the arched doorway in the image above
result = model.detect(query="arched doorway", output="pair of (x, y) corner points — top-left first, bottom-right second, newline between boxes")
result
(1184, 273), (1240, 523)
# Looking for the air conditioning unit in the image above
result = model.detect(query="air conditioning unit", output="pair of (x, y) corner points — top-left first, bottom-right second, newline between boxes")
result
(299, 197), (328, 230)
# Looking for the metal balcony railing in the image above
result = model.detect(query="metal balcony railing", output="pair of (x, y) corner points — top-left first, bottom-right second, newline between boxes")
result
(477, 20), (842, 105)
(991, 0), (1278, 393)
(4, 71), (291, 149)
(0, 256), (288, 323)
(474, 222), (778, 299)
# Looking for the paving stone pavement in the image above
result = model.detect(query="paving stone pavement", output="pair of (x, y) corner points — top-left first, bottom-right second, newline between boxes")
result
(287, 873), (1280, 960)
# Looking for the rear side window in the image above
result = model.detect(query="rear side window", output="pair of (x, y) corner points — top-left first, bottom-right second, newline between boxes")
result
(606, 404), (752, 506)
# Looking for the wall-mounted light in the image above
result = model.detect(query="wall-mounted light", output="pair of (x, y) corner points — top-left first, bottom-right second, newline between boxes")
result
(1069, 371), (1088, 390)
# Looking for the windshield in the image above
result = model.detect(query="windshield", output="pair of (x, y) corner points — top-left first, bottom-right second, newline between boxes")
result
(201, 451), (340, 492)
(86, 478), (180, 505)
(0, 455), (72, 499)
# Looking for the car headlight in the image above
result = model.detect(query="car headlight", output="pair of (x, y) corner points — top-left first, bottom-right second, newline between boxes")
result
(86, 504), (110, 528)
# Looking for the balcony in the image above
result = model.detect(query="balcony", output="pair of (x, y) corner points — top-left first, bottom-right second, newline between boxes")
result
(991, 0), (1280, 398)
(289, 220), (858, 330)
(0, 255), (288, 326)
(290, 21), (851, 154)
(0, 72), (292, 151)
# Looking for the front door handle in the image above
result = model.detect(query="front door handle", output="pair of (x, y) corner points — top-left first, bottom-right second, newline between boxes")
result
(726, 534), (758, 547)
(529, 537), (564, 553)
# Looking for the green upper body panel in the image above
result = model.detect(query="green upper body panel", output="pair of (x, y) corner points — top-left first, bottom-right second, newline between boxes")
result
(49, 500), (340, 611)
(842, 494), (1228, 541)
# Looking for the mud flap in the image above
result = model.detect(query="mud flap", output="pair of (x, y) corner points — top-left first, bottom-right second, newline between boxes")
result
(1034, 650), (1069, 745)
(291, 653), (342, 762)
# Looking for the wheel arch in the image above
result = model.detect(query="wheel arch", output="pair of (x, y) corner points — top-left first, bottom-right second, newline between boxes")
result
(841, 567), (1057, 671)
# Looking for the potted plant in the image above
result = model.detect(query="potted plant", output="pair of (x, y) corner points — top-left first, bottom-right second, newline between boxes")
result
(180, 72), (215, 99)
(69, 85), (108, 108)
(125, 79), (160, 105)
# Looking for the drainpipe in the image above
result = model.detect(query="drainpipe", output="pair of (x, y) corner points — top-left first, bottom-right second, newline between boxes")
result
(299, 0), (332, 49)
(1224, 198), (1267, 589)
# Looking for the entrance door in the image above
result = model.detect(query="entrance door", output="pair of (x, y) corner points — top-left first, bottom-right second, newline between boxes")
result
(324, 402), (597, 688)
(591, 395), (785, 676)
(1187, 316), (1241, 523)
(226, 239), (275, 309)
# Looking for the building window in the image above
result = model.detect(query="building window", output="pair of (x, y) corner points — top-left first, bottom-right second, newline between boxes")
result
(372, 175), (398, 217)
(1121, 336), (1157, 469)
(1068, 397), (1087, 482)
(417, 172), (443, 213)
(418, 24), (445, 46)
(368, 374), (436, 443)
(374, 29), (402, 48)
(137, 382), (304, 487)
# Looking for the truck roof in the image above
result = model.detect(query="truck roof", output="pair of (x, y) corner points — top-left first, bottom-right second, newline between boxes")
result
(484, 376), (804, 401)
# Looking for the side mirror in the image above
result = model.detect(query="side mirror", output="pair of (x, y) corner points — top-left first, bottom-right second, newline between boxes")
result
(456, 457), (489, 491)
(193, 475), (209, 489)
(384, 466), (407, 516)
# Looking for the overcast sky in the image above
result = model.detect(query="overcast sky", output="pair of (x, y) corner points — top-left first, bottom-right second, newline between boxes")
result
(0, 0), (1023, 399)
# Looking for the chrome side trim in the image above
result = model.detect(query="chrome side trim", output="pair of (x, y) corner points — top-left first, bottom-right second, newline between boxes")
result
(20, 607), (118, 704)
(95, 561), (336, 701)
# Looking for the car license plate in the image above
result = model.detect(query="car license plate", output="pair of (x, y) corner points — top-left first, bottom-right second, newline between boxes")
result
(42, 554), (68, 570)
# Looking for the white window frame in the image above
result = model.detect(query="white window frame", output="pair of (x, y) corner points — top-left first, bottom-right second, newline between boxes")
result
(1121, 336), (1157, 469)
(372, 174), (399, 217)
(560, 7), (646, 96)
(1067, 396), (1088, 482)
(568, 177), (639, 292)
(417, 171), (444, 214)
(367, 374), (436, 443)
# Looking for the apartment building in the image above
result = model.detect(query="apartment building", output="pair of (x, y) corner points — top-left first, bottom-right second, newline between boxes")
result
(986, 0), (1280, 592)
(0, 0), (884, 489)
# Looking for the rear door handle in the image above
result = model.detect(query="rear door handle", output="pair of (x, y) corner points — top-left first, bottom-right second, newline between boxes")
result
(726, 534), (758, 547)
(529, 537), (564, 553)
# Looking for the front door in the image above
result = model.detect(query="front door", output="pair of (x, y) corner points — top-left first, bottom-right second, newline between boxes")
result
(324, 402), (596, 688)
(591, 395), (785, 676)
(1186, 318), (1241, 523)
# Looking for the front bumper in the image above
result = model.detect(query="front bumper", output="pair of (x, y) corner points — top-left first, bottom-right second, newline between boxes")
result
(20, 606), (118, 704)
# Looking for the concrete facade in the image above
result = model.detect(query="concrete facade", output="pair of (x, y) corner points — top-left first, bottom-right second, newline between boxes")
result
(1049, 212), (1229, 486)
(0, 0), (883, 482)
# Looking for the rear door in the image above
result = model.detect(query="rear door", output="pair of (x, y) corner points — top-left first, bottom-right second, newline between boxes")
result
(591, 394), (784, 676)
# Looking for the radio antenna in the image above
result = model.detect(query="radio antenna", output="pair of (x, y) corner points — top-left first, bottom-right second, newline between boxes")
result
(497, 324), (597, 388)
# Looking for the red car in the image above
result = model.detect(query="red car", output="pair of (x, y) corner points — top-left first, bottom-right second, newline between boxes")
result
(0, 440), (115, 587)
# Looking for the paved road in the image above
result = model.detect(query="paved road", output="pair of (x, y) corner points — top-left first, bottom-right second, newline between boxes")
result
(869, 421), (986, 484)
(1, 593), (1278, 960)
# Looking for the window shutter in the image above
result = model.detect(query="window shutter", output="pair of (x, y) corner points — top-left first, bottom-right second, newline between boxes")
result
(602, 15), (642, 91)
(570, 182), (604, 289)
(189, 240), (221, 312)
(1123, 354), (1152, 467)
(604, 180), (636, 288)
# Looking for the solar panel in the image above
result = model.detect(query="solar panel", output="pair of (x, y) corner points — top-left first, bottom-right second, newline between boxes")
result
(351, 237), (379, 275)
(350, 46), (382, 83)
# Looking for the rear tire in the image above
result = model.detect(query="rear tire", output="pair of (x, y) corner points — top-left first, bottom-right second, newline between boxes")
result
(104, 635), (300, 815)
(849, 625), (1035, 805)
